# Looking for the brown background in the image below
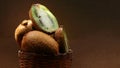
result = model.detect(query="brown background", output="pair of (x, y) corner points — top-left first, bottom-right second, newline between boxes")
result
(1, 0), (120, 68)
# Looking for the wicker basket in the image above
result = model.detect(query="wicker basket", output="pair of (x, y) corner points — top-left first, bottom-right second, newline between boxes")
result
(18, 50), (72, 68)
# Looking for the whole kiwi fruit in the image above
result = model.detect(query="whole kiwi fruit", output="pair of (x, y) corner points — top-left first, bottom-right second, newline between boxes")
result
(21, 30), (59, 55)
(15, 20), (33, 45)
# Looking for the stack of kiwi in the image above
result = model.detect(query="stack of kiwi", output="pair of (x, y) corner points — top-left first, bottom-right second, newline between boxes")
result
(15, 4), (70, 56)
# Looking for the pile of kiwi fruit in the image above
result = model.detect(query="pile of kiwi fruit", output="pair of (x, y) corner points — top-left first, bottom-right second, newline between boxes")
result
(15, 4), (69, 56)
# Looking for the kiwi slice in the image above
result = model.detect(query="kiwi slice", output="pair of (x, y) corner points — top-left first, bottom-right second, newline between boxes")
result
(29, 4), (59, 33)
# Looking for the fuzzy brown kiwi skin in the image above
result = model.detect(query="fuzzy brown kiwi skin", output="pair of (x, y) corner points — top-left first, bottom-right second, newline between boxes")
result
(21, 30), (59, 55)
(15, 20), (33, 45)
(55, 27), (69, 53)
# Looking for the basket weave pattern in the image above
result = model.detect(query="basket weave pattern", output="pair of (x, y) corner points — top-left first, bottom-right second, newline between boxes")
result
(18, 50), (72, 68)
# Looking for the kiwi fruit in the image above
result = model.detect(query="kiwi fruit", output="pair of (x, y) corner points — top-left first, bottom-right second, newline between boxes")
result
(21, 30), (59, 55)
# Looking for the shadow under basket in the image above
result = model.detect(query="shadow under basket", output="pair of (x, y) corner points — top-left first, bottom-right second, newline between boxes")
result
(18, 50), (72, 68)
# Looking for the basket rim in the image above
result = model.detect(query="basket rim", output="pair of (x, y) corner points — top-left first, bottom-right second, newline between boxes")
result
(18, 49), (72, 57)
